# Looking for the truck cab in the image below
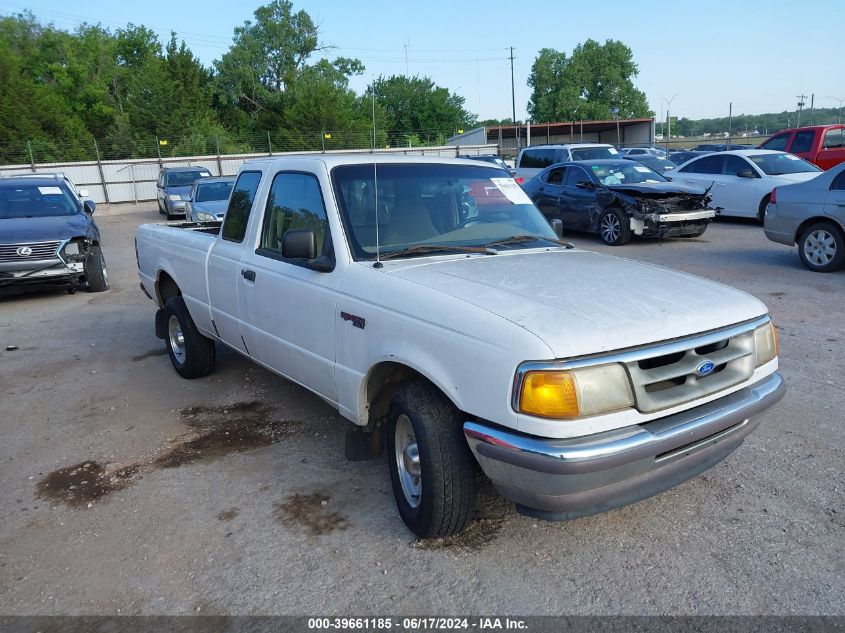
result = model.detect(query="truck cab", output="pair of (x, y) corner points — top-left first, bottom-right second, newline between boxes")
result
(760, 125), (845, 170)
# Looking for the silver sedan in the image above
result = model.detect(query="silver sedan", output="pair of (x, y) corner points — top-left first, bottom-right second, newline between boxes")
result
(764, 163), (845, 272)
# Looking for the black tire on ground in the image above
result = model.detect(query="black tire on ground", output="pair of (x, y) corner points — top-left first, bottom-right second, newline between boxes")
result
(83, 244), (109, 292)
(166, 212), (176, 221)
(797, 221), (845, 273)
(158, 199), (165, 214)
(386, 380), (476, 538)
(598, 208), (632, 245)
(163, 296), (216, 378)
(758, 195), (771, 223)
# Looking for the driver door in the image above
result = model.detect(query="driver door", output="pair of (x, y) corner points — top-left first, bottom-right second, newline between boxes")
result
(532, 167), (567, 221)
(561, 166), (596, 230)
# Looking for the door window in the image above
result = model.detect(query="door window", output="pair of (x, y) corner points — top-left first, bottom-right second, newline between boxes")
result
(221, 171), (262, 242)
(723, 155), (755, 176)
(519, 149), (556, 169)
(544, 167), (567, 184)
(679, 154), (724, 174)
(823, 129), (844, 150)
(564, 167), (592, 188)
(791, 131), (815, 153)
(832, 172), (845, 191)
(761, 133), (790, 152)
(259, 172), (330, 260)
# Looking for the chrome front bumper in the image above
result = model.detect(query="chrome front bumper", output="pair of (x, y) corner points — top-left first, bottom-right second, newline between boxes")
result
(0, 259), (84, 285)
(464, 372), (785, 521)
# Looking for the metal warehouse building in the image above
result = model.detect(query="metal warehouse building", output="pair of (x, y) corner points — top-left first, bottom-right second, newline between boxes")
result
(449, 118), (656, 155)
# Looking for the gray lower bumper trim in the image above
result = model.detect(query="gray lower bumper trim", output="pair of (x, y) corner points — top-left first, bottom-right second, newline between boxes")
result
(464, 372), (785, 519)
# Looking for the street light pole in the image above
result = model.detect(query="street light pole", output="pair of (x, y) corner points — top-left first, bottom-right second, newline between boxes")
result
(662, 94), (677, 154)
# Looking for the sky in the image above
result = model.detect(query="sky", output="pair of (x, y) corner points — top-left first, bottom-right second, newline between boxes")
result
(3, 0), (844, 123)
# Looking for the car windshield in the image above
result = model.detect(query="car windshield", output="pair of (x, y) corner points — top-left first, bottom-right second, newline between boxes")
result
(166, 171), (211, 187)
(332, 163), (559, 260)
(0, 182), (79, 219)
(570, 147), (618, 160)
(747, 153), (821, 175)
(584, 161), (668, 185)
(195, 181), (233, 202)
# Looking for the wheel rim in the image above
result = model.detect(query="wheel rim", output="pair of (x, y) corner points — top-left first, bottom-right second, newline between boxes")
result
(804, 229), (837, 267)
(601, 213), (620, 243)
(100, 251), (108, 284)
(394, 414), (421, 508)
(168, 315), (186, 364)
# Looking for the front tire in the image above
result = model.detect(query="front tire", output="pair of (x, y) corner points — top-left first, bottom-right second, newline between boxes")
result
(599, 208), (632, 245)
(798, 222), (845, 272)
(164, 297), (216, 378)
(387, 381), (476, 538)
(84, 245), (109, 292)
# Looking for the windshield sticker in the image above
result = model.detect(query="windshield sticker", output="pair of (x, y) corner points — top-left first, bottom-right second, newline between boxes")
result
(608, 148), (619, 154)
(591, 165), (600, 170)
(633, 166), (651, 173)
(490, 178), (532, 204)
(38, 186), (63, 195)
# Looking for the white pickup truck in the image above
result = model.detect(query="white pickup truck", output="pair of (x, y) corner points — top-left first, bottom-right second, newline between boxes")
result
(136, 155), (785, 538)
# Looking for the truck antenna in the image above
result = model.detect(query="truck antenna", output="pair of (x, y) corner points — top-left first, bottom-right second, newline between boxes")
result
(373, 161), (382, 268)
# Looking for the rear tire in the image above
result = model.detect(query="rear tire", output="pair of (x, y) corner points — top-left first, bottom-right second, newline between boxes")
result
(599, 208), (632, 245)
(164, 296), (216, 378)
(757, 195), (770, 224)
(798, 222), (845, 272)
(84, 245), (109, 292)
(387, 380), (476, 538)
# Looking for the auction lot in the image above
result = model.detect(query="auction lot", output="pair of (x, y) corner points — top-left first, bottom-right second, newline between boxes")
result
(1, 205), (842, 615)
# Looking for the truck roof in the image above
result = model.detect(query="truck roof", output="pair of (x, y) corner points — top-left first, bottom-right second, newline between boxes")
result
(775, 124), (844, 134)
(243, 153), (507, 169)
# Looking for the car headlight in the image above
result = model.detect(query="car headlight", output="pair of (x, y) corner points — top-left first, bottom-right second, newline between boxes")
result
(754, 320), (778, 367)
(516, 363), (634, 419)
(181, 194), (191, 200)
(60, 239), (87, 263)
(169, 194), (182, 201)
(195, 212), (215, 222)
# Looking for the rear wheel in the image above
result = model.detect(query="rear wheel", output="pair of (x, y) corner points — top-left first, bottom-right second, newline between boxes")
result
(386, 380), (476, 538)
(599, 208), (632, 245)
(798, 222), (845, 272)
(84, 245), (109, 292)
(164, 296), (216, 378)
(757, 195), (771, 224)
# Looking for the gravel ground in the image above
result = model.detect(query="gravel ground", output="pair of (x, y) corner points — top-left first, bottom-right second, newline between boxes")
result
(0, 205), (842, 615)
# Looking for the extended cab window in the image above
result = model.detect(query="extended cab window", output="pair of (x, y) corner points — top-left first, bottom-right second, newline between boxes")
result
(679, 154), (724, 174)
(823, 129), (844, 150)
(761, 134), (789, 152)
(221, 171), (262, 242)
(791, 131), (815, 153)
(259, 172), (330, 258)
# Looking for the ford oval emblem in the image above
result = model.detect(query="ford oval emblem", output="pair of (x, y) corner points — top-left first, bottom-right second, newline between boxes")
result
(16, 246), (33, 257)
(696, 360), (716, 377)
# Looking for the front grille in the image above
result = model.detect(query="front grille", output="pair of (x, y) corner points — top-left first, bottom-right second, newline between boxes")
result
(626, 329), (755, 413)
(0, 241), (62, 262)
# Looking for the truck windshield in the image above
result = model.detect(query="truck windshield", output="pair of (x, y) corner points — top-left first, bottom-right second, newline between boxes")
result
(570, 147), (618, 160)
(747, 153), (821, 175)
(332, 163), (559, 260)
(0, 182), (79, 219)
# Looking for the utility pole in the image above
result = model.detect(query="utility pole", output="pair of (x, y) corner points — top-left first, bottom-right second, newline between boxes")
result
(809, 93), (814, 125)
(728, 102), (732, 149)
(796, 94), (807, 128)
(662, 95), (677, 154)
(509, 46), (519, 150)
(403, 40), (409, 75)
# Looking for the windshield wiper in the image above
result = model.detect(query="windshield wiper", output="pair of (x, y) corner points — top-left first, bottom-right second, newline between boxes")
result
(377, 244), (498, 260)
(483, 234), (574, 249)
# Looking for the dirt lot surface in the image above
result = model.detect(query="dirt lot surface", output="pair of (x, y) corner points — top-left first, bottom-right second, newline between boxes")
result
(1, 205), (842, 615)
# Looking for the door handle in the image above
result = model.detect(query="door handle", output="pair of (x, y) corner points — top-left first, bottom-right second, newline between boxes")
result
(241, 269), (256, 282)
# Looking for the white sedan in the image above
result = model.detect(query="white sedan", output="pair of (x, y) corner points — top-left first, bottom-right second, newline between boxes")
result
(672, 150), (822, 220)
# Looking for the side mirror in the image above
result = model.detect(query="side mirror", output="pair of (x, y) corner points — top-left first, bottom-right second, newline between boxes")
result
(282, 229), (316, 259)
(83, 199), (96, 215)
(550, 218), (564, 239)
(736, 169), (757, 179)
(575, 181), (595, 190)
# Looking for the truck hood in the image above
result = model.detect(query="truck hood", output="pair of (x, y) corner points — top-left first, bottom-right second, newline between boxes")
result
(386, 250), (767, 358)
(0, 213), (93, 244)
(607, 181), (706, 196)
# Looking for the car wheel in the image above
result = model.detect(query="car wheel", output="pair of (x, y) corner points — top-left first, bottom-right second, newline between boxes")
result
(83, 245), (109, 292)
(757, 195), (770, 224)
(798, 222), (845, 272)
(164, 297), (216, 378)
(387, 380), (476, 538)
(599, 208), (632, 246)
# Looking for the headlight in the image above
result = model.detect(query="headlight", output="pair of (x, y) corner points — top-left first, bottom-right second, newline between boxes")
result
(517, 363), (634, 419)
(196, 212), (215, 222)
(754, 321), (778, 367)
(181, 194), (191, 200)
(169, 194), (182, 201)
(64, 241), (80, 256)
(60, 239), (87, 263)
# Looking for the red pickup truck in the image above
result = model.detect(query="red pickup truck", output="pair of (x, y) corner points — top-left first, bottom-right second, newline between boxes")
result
(759, 125), (845, 170)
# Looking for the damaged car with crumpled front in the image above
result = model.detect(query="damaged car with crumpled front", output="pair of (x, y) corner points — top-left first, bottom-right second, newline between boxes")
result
(0, 176), (108, 294)
(522, 159), (715, 245)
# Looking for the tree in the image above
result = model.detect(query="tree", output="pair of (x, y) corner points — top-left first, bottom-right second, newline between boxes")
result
(527, 40), (652, 122)
(369, 75), (476, 142)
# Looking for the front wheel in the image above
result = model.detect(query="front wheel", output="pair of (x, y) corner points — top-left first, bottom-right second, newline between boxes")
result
(164, 296), (216, 378)
(387, 381), (476, 538)
(84, 245), (109, 292)
(598, 208), (632, 245)
(798, 222), (845, 272)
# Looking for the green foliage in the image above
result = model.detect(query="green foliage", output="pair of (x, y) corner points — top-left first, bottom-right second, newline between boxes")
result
(527, 40), (653, 122)
(671, 108), (843, 138)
